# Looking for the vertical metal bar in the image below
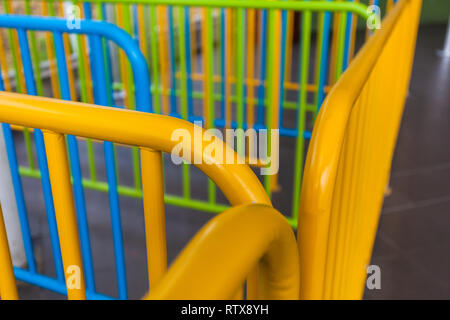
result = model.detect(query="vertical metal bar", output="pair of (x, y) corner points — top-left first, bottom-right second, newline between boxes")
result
(17, 28), (64, 282)
(264, 9), (281, 195)
(203, 8), (216, 204)
(157, 6), (170, 114)
(246, 9), (256, 128)
(0, 204), (19, 299)
(225, 8), (233, 128)
(316, 8), (332, 112)
(256, 10), (268, 127)
(53, 30), (96, 293)
(41, 1), (60, 98)
(24, 0), (44, 96)
(140, 148), (167, 288)
(88, 33), (127, 300)
(43, 131), (86, 300)
(292, 10), (312, 224)
(0, 74), (35, 274)
(77, 4), (98, 183)
(184, 7), (194, 120)
(168, 6), (178, 116)
(219, 9), (226, 123)
(178, 7), (191, 199)
(279, 9), (287, 131)
(149, 5), (161, 113)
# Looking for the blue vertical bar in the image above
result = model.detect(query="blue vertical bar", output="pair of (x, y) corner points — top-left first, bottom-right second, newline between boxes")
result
(279, 10), (287, 130)
(342, 0), (353, 71)
(53, 31), (96, 293)
(168, 6), (178, 116)
(316, 10), (332, 111)
(184, 7), (194, 120)
(17, 28), (64, 281)
(88, 34), (127, 300)
(0, 76), (36, 274)
(220, 9), (226, 122)
(256, 10), (268, 128)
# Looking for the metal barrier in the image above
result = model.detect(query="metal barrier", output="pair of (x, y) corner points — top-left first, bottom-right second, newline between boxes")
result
(0, 15), (151, 299)
(297, 0), (421, 299)
(0, 0), (421, 300)
(0, 0), (377, 227)
(0, 90), (280, 299)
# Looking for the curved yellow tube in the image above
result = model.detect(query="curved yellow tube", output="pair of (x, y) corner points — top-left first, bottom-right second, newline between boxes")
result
(0, 91), (270, 208)
(144, 204), (299, 300)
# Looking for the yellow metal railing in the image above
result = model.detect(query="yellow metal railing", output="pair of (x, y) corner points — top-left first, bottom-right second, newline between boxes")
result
(297, 0), (422, 300)
(0, 0), (421, 300)
(0, 91), (297, 300)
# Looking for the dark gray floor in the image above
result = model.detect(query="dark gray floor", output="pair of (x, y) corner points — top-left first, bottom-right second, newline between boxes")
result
(14, 24), (449, 299)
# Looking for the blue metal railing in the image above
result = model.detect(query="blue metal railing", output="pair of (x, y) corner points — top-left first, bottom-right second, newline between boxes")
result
(0, 14), (151, 300)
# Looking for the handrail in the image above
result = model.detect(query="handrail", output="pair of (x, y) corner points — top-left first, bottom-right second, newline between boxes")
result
(144, 204), (299, 300)
(297, 0), (421, 299)
(0, 91), (270, 207)
(33, 0), (371, 20)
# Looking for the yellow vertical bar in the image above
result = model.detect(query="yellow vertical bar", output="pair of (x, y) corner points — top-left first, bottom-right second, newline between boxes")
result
(348, 0), (359, 62)
(140, 148), (167, 288)
(137, 4), (148, 59)
(284, 11), (294, 83)
(42, 2), (60, 98)
(0, 33), (12, 91)
(328, 11), (340, 85)
(270, 10), (281, 191)
(59, 2), (77, 100)
(191, 9), (197, 74)
(43, 131), (86, 300)
(387, 0), (394, 12)
(225, 9), (232, 128)
(157, 6), (169, 114)
(0, 205), (18, 300)
(246, 9), (256, 127)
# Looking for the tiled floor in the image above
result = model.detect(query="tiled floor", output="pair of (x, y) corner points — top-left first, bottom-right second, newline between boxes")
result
(13, 24), (449, 299)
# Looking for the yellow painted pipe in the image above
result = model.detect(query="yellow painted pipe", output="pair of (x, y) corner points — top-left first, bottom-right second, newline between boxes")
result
(0, 205), (18, 300)
(144, 204), (299, 299)
(141, 148), (167, 288)
(43, 131), (86, 300)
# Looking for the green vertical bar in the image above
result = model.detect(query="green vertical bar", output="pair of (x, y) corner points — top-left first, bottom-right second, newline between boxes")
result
(205, 8), (216, 205)
(122, 4), (136, 108)
(292, 10), (312, 223)
(72, 1), (98, 182)
(335, 12), (347, 81)
(25, 0), (44, 96)
(149, 5), (161, 113)
(314, 11), (325, 109)
(178, 7), (191, 199)
(236, 8), (245, 156)
(97, 2), (113, 106)
(86, 139), (97, 182)
(263, 9), (276, 196)
(119, 4), (140, 190)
